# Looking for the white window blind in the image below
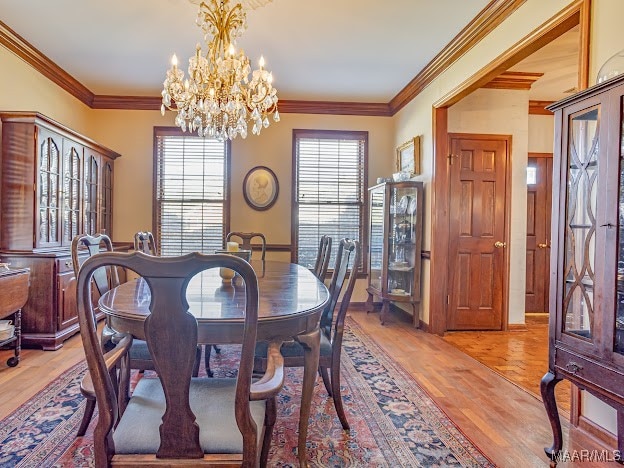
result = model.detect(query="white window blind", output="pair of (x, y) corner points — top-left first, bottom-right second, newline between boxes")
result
(294, 130), (367, 271)
(154, 130), (229, 256)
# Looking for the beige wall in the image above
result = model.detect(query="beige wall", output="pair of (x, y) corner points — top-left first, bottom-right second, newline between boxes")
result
(88, 110), (395, 302)
(528, 115), (555, 153)
(448, 88), (529, 325)
(0, 46), (91, 133)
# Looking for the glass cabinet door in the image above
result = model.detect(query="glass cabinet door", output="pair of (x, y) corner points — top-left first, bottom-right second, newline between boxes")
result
(563, 106), (599, 342)
(37, 130), (62, 248)
(84, 154), (99, 235)
(617, 98), (624, 356)
(387, 184), (419, 297)
(62, 145), (81, 246)
(368, 187), (385, 292)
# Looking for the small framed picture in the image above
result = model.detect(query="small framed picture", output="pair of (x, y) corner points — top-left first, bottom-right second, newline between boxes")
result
(396, 136), (421, 176)
(243, 166), (279, 211)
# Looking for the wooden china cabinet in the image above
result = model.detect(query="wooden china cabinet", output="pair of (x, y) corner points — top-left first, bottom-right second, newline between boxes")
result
(0, 112), (120, 350)
(366, 181), (424, 325)
(541, 76), (624, 460)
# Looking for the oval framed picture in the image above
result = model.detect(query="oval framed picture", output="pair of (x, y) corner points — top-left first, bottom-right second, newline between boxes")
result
(243, 166), (279, 211)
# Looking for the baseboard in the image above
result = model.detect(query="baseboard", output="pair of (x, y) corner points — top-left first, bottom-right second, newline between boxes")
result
(577, 415), (618, 450)
(507, 323), (528, 331)
(348, 302), (369, 311)
(418, 319), (429, 332)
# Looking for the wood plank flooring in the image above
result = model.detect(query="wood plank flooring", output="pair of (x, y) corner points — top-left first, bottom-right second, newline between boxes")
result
(0, 309), (611, 467)
(442, 313), (571, 414)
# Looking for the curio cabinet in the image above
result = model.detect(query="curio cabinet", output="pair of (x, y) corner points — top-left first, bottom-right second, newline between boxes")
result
(366, 181), (423, 325)
(541, 75), (624, 461)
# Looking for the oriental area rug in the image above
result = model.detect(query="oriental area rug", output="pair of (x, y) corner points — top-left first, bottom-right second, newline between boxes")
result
(0, 319), (493, 467)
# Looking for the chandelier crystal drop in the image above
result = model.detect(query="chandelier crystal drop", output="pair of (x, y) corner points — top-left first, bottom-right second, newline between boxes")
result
(161, 0), (279, 140)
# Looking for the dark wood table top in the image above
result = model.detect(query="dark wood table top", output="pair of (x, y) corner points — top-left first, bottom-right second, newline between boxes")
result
(99, 260), (330, 343)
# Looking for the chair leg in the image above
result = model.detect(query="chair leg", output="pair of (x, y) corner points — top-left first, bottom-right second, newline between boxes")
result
(260, 396), (277, 467)
(118, 356), (130, 415)
(204, 344), (214, 377)
(330, 362), (350, 430)
(213, 344), (221, 354)
(319, 366), (332, 396)
(77, 396), (96, 437)
(192, 346), (201, 377)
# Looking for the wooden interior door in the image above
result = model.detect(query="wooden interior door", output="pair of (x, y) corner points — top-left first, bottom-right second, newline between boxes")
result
(447, 135), (509, 330)
(525, 155), (552, 313)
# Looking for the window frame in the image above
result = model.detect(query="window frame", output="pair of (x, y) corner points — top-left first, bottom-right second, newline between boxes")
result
(152, 127), (231, 255)
(291, 129), (368, 275)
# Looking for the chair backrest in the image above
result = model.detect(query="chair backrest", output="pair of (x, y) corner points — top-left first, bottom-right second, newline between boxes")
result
(320, 238), (360, 342)
(134, 231), (157, 255)
(226, 231), (267, 261)
(313, 235), (332, 280)
(76, 251), (260, 463)
(71, 233), (118, 296)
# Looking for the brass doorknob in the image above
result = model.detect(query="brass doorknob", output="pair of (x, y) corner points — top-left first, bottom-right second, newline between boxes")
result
(494, 241), (506, 248)
(538, 243), (548, 249)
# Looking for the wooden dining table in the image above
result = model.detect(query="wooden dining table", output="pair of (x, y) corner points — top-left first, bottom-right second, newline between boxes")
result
(98, 260), (329, 467)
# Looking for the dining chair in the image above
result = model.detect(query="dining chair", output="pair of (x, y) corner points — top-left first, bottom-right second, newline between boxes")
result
(76, 251), (284, 467)
(70, 233), (121, 437)
(132, 231), (202, 376)
(202, 231), (267, 376)
(133, 231), (157, 255)
(226, 231), (267, 261)
(313, 235), (332, 280)
(254, 238), (360, 431)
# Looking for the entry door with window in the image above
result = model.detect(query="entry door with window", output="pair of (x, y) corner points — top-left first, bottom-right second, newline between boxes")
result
(525, 156), (552, 313)
(447, 134), (509, 330)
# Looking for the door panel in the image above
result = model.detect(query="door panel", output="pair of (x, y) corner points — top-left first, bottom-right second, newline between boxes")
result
(447, 136), (508, 330)
(525, 156), (552, 312)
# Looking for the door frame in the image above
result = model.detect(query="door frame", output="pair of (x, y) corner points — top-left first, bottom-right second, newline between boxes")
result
(446, 132), (512, 331)
(525, 152), (553, 313)
(428, 0), (590, 335)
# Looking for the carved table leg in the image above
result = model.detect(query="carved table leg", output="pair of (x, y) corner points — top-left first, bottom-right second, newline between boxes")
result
(294, 327), (321, 468)
(540, 371), (563, 461)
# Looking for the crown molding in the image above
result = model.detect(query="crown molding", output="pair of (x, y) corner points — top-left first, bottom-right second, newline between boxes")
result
(529, 100), (555, 115)
(277, 100), (391, 116)
(389, 0), (527, 114)
(91, 95), (392, 116)
(0, 20), (94, 106)
(483, 71), (544, 90)
(91, 95), (162, 110)
(1, 1), (526, 117)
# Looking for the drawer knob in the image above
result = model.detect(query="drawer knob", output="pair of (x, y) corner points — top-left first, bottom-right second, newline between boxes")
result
(65, 260), (72, 268)
(566, 361), (583, 374)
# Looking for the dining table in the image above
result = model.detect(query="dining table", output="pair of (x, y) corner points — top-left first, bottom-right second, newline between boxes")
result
(98, 259), (329, 468)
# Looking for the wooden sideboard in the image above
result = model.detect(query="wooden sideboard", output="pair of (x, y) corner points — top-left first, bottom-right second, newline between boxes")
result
(0, 112), (122, 350)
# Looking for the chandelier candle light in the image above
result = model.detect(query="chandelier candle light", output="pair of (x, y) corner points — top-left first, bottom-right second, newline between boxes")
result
(161, 0), (279, 140)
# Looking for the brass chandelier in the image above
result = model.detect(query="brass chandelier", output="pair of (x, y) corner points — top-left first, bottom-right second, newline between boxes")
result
(161, 0), (279, 140)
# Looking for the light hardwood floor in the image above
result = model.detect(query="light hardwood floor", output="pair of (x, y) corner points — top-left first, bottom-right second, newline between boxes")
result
(0, 309), (611, 467)
(442, 313), (571, 414)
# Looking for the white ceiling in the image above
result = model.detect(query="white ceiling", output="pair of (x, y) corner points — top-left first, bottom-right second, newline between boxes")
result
(510, 26), (579, 101)
(0, 0), (492, 102)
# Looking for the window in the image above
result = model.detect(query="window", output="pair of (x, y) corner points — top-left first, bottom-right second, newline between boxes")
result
(154, 128), (230, 256)
(293, 129), (367, 271)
